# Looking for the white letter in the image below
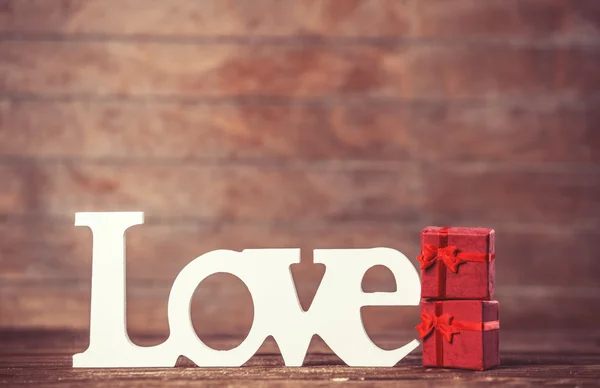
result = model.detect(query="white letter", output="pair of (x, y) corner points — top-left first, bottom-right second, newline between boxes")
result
(232, 248), (422, 367)
(167, 249), (301, 367)
(73, 212), (175, 368)
(309, 248), (421, 367)
(73, 213), (421, 368)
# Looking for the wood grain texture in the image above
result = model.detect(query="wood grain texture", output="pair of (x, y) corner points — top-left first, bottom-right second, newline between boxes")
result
(1, 330), (600, 387)
(0, 0), (413, 38)
(411, 102), (600, 163)
(0, 162), (423, 221)
(3, 161), (599, 224)
(2, 100), (599, 163)
(0, 100), (413, 160)
(416, 0), (600, 40)
(420, 166), (600, 226)
(2, 41), (599, 99)
(407, 46), (600, 99)
(1, 330), (599, 387)
(2, 0), (599, 41)
(0, 41), (409, 98)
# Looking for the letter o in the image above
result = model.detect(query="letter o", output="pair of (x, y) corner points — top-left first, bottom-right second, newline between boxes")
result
(166, 250), (266, 367)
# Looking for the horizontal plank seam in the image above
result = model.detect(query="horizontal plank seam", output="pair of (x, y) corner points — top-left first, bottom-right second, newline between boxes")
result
(1, 31), (600, 48)
(2, 93), (600, 107)
(2, 157), (600, 173)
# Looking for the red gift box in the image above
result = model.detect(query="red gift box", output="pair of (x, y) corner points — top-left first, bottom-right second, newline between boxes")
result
(418, 226), (495, 300)
(417, 300), (500, 370)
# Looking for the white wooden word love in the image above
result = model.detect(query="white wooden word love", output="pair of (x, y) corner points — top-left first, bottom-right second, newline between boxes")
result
(73, 212), (421, 368)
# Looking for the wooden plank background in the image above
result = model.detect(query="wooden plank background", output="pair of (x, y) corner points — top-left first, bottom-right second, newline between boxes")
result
(1, 0), (599, 343)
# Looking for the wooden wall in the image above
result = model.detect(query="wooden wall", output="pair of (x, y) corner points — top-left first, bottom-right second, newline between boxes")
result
(1, 0), (599, 342)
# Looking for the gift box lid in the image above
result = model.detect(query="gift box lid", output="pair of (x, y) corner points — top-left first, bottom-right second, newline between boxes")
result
(421, 226), (495, 254)
(422, 226), (494, 237)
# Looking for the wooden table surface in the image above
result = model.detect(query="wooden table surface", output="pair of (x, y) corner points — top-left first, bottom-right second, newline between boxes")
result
(1, 329), (599, 387)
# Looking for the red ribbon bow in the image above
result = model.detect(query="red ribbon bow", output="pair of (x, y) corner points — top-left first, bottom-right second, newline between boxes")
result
(417, 244), (464, 273)
(415, 312), (461, 343)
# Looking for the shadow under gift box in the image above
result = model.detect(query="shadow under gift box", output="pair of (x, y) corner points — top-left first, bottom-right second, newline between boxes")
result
(419, 226), (495, 300)
(418, 300), (500, 371)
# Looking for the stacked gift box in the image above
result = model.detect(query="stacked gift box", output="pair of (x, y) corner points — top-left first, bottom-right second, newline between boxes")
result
(416, 226), (500, 370)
